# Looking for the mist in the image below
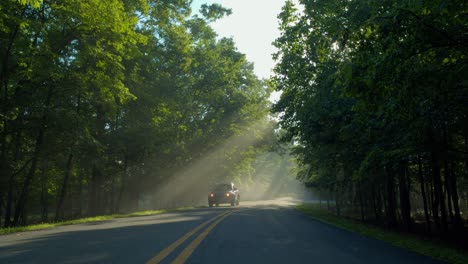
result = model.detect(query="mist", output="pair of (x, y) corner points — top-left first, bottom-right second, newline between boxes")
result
(240, 152), (315, 202)
(136, 122), (315, 210)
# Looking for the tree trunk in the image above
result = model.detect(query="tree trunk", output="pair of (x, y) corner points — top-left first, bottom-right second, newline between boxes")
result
(381, 189), (387, 220)
(4, 177), (14, 227)
(0, 192), (3, 227)
(116, 154), (128, 213)
(418, 157), (431, 233)
(465, 129), (468, 187)
(20, 204), (27, 226)
(335, 184), (341, 217)
(88, 165), (99, 216)
(431, 149), (448, 232)
(40, 168), (48, 222)
(77, 172), (83, 217)
(0, 7), (27, 128)
(55, 154), (74, 221)
(440, 121), (454, 226)
(319, 190), (322, 208)
(441, 112), (463, 231)
(386, 165), (397, 228)
(13, 87), (52, 226)
(3, 128), (26, 226)
(448, 161), (462, 231)
(0, 112), (10, 227)
(398, 161), (411, 230)
(110, 175), (115, 214)
(428, 170), (439, 229)
(88, 104), (105, 216)
(13, 127), (45, 226)
(372, 189), (381, 222)
(444, 159), (454, 225)
(358, 181), (365, 222)
(0, 8), (30, 227)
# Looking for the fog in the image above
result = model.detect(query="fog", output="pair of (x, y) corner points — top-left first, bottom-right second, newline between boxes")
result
(137, 122), (315, 210)
(240, 152), (315, 202)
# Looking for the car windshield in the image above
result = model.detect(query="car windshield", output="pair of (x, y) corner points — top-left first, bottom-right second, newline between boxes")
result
(213, 184), (231, 192)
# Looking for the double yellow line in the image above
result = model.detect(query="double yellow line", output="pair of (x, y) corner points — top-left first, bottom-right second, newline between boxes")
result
(146, 209), (238, 264)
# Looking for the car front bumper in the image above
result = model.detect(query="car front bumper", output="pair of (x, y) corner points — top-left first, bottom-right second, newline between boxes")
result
(208, 194), (234, 204)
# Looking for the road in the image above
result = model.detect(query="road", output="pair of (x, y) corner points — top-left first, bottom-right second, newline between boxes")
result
(0, 198), (440, 264)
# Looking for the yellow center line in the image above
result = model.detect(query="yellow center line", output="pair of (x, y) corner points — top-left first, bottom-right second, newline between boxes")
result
(171, 209), (245, 264)
(146, 209), (233, 264)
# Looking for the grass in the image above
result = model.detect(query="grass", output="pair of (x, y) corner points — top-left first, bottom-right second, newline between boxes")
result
(296, 203), (468, 264)
(0, 207), (194, 235)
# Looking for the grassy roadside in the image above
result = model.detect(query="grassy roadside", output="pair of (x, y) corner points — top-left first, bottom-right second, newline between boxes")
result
(296, 203), (468, 264)
(0, 207), (194, 235)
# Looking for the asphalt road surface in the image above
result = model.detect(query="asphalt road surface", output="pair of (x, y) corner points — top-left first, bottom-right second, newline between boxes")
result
(0, 198), (441, 264)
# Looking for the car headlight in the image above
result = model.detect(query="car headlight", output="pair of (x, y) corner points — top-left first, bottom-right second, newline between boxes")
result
(226, 193), (230, 197)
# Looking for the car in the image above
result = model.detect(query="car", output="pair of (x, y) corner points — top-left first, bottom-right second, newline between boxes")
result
(208, 183), (240, 207)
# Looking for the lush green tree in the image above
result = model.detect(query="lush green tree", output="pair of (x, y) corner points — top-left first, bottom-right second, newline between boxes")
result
(272, 0), (467, 234)
(0, 0), (272, 227)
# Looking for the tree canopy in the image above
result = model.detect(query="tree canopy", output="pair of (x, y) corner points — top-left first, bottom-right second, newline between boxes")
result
(272, 0), (467, 234)
(0, 0), (272, 226)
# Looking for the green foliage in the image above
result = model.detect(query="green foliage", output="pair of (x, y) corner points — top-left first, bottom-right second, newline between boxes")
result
(200, 3), (232, 22)
(273, 0), (468, 233)
(15, 0), (42, 8)
(0, 0), (270, 226)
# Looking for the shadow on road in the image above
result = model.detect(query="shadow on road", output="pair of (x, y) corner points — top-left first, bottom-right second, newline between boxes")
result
(0, 209), (225, 264)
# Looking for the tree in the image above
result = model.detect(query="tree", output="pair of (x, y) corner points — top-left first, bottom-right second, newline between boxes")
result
(272, 0), (467, 234)
(0, 0), (272, 226)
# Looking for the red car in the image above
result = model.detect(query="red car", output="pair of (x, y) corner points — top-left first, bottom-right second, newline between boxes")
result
(208, 183), (240, 207)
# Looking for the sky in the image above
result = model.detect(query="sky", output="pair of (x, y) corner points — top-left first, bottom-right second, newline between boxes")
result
(191, 0), (286, 80)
